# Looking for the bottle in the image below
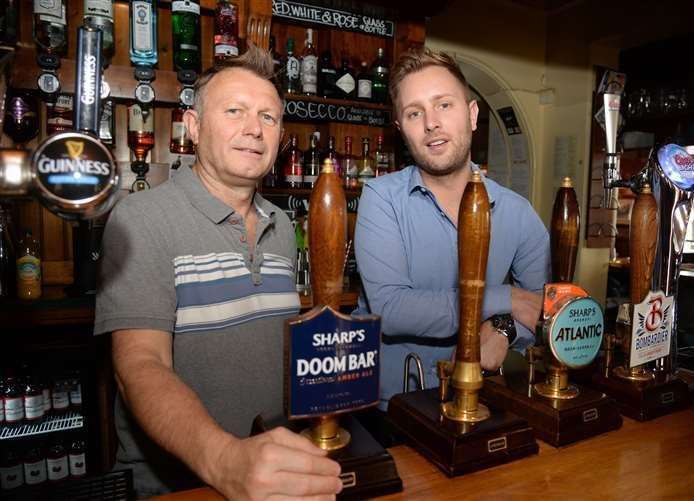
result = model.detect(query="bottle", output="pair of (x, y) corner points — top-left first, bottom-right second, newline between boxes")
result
(213, 0), (239, 62)
(99, 98), (116, 147)
(172, 0), (201, 72)
(0, 444), (24, 491)
(0, 0), (19, 47)
(374, 135), (391, 176)
(3, 89), (39, 147)
(300, 29), (318, 96)
(335, 58), (356, 100)
(357, 61), (373, 101)
(0, 207), (16, 300)
(282, 134), (303, 188)
(46, 438), (69, 482)
(68, 372), (82, 412)
(41, 372), (52, 417)
(128, 104), (155, 163)
(303, 133), (321, 188)
(23, 372), (44, 423)
(170, 106), (194, 155)
(283, 38), (300, 94)
(45, 94), (73, 136)
(23, 445), (47, 486)
(16, 230), (41, 301)
(371, 48), (389, 104)
(321, 136), (341, 178)
(33, 0), (67, 56)
(129, 0), (158, 67)
(343, 136), (358, 189)
(318, 50), (337, 99)
(269, 35), (281, 75)
(358, 137), (375, 185)
(3, 375), (24, 427)
(83, 0), (114, 63)
(51, 378), (70, 415)
(68, 437), (87, 478)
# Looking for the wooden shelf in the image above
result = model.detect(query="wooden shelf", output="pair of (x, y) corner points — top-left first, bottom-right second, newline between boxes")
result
(261, 186), (362, 198)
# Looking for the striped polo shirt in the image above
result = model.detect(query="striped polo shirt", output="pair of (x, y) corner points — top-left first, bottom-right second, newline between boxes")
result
(94, 165), (300, 495)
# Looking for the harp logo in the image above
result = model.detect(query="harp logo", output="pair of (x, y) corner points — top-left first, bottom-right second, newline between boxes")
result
(66, 140), (84, 159)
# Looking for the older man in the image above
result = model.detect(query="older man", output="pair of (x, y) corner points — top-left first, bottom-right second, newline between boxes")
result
(95, 46), (342, 499)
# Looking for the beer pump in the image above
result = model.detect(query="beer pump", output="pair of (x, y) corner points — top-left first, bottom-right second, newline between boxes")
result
(0, 28), (119, 220)
(388, 171), (538, 476)
(593, 144), (694, 420)
(480, 178), (622, 446)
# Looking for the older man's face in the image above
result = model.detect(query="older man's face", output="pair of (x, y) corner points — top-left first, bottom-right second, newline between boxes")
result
(185, 68), (283, 187)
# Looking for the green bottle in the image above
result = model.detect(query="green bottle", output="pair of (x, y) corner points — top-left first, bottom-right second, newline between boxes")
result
(172, 0), (201, 73)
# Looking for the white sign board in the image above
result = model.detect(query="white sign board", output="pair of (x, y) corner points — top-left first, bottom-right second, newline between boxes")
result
(630, 290), (674, 367)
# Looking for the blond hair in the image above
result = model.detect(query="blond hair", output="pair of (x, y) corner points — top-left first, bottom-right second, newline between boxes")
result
(389, 47), (471, 113)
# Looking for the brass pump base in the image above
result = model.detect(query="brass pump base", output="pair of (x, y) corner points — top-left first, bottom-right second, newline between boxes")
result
(534, 381), (580, 400)
(442, 399), (490, 423)
(302, 417), (350, 451)
(613, 365), (654, 382)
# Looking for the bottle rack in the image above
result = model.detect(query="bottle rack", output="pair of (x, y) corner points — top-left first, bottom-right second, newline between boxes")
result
(1, 412), (84, 441)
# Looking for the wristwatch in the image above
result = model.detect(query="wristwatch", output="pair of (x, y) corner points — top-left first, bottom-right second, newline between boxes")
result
(491, 314), (517, 346)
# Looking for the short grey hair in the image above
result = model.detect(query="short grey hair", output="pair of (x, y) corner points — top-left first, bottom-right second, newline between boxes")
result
(193, 43), (284, 115)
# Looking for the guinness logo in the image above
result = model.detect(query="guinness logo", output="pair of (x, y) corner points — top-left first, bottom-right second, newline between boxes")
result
(66, 140), (84, 159)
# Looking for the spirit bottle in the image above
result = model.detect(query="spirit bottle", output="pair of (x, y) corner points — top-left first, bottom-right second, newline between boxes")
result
(300, 29), (317, 95)
(321, 135), (341, 178)
(128, 104), (155, 163)
(0, 0), (19, 46)
(318, 50), (337, 99)
(46, 94), (73, 136)
(269, 35), (281, 75)
(99, 98), (116, 146)
(214, 0), (239, 62)
(335, 57), (355, 100)
(284, 38), (300, 94)
(357, 61), (372, 101)
(357, 137), (375, 185)
(3, 89), (39, 147)
(371, 48), (389, 104)
(170, 106), (194, 155)
(172, 0), (201, 73)
(303, 133), (320, 188)
(343, 136), (358, 189)
(283, 134), (303, 188)
(33, 0), (67, 56)
(83, 0), (114, 62)
(130, 0), (158, 67)
(374, 134), (391, 176)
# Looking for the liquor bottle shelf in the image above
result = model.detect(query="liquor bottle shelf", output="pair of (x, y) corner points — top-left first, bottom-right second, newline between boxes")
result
(0, 411), (84, 441)
(261, 186), (363, 198)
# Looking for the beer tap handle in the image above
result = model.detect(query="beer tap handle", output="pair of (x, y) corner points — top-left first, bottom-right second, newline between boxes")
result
(630, 184), (658, 305)
(550, 177), (580, 283)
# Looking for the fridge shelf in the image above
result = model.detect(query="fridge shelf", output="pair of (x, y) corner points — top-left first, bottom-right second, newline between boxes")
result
(0, 411), (84, 440)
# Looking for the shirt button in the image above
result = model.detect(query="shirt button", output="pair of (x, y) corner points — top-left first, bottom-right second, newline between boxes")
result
(230, 218), (239, 225)
(240, 235), (247, 242)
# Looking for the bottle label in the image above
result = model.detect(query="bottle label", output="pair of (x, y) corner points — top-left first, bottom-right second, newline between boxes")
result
(70, 384), (82, 405)
(34, 0), (62, 18)
(303, 175), (318, 185)
(285, 174), (303, 184)
(286, 56), (300, 81)
(336, 73), (355, 95)
(172, 1), (200, 14)
(5, 397), (24, 423)
(0, 464), (23, 490)
(24, 460), (47, 485)
(52, 390), (69, 410)
(43, 389), (52, 412)
(47, 456), (69, 481)
(24, 394), (44, 420)
(171, 121), (187, 141)
(17, 255), (41, 284)
(132, 2), (153, 52)
(85, 0), (113, 19)
(128, 105), (154, 133)
(69, 453), (86, 477)
(358, 79), (373, 99)
(214, 44), (239, 57)
(301, 55), (318, 94)
(39, 4), (66, 24)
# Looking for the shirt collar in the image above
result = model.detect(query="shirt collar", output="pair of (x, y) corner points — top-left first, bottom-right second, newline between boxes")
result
(407, 163), (498, 206)
(173, 165), (276, 224)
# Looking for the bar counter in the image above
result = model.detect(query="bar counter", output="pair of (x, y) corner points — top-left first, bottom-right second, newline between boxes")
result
(153, 407), (694, 500)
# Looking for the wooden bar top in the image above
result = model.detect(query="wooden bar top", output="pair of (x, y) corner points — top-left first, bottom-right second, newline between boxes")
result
(152, 407), (694, 500)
